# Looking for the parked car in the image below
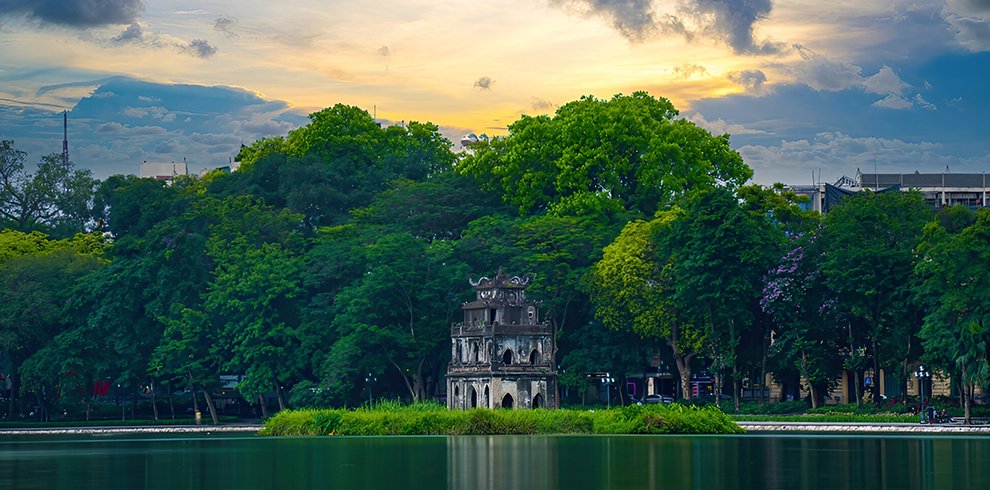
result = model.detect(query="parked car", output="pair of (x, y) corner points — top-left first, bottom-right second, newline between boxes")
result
(644, 394), (674, 405)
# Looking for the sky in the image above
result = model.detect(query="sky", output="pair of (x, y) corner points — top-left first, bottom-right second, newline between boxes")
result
(0, 0), (988, 184)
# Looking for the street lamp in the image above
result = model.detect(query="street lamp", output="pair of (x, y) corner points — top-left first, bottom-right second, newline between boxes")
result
(365, 373), (376, 407)
(602, 373), (615, 409)
(913, 365), (931, 423)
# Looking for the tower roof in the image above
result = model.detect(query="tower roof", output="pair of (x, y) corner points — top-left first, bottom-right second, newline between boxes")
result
(469, 266), (530, 290)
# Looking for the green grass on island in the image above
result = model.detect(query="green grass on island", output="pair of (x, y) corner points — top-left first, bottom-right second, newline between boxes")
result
(261, 401), (744, 436)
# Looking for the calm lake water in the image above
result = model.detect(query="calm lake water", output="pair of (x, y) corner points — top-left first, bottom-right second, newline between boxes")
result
(1, 432), (988, 489)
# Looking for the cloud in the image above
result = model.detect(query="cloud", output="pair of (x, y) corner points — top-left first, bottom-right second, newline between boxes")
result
(377, 45), (391, 56)
(671, 63), (708, 80)
(214, 16), (238, 37)
(530, 98), (555, 111)
(728, 69), (768, 93)
(552, 0), (658, 41)
(110, 22), (145, 44)
(787, 45), (863, 92)
(474, 76), (494, 90)
(862, 65), (911, 96)
(554, 0), (780, 52)
(683, 0), (783, 54)
(95, 122), (168, 136)
(688, 112), (768, 136)
(0, 0), (144, 27)
(913, 94), (937, 110)
(738, 131), (990, 184)
(104, 23), (217, 57)
(942, 0), (990, 51)
(181, 39), (217, 58)
(872, 94), (913, 110)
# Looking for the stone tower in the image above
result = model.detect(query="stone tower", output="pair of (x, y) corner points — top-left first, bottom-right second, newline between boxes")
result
(447, 267), (557, 409)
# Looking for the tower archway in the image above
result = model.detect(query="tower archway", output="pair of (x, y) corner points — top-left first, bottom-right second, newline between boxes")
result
(533, 393), (544, 409)
(501, 393), (514, 409)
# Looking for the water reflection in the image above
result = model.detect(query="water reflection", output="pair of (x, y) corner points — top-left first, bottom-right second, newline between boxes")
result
(0, 433), (989, 489)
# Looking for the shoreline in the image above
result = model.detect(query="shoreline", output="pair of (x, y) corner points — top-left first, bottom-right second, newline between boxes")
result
(0, 424), (264, 436)
(739, 421), (990, 433)
(5, 422), (990, 436)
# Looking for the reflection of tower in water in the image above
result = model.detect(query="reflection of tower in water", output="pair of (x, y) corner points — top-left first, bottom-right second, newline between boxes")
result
(447, 436), (558, 490)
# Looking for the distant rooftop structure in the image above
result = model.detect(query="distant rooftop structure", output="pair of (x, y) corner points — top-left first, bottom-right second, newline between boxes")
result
(786, 172), (990, 213)
(860, 172), (990, 208)
(140, 161), (188, 184)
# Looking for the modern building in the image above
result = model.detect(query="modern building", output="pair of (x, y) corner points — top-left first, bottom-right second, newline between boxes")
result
(860, 172), (990, 208)
(447, 267), (558, 409)
(787, 172), (990, 213)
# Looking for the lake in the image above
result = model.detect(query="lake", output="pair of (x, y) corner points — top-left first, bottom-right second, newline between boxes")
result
(1, 432), (987, 489)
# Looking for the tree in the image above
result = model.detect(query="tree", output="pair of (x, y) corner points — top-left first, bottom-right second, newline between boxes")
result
(457, 92), (752, 217)
(322, 229), (468, 404)
(664, 188), (785, 411)
(818, 190), (930, 405)
(915, 207), (990, 423)
(0, 248), (103, 417)
(590, 209), (705, 400)
(761, 244), (843, 407)
(0, 140), (95, 237)
(203, 196), (306, 412)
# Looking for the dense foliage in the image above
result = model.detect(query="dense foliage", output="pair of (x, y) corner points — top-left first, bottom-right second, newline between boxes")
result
(261, 402), (743, 436)
(0, 92), (986, 425)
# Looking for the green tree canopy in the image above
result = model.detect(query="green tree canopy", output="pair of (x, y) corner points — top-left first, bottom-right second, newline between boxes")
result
(457, 92), (752, 217)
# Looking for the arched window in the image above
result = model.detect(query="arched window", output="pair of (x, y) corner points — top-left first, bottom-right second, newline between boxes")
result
(473, 343), (480, 363)
(529, 349), (539, 365)
(484, 385), (490, 408)
(502, 349), (513, 365)
(469, 386), (478, 408)
(501, 393), (514, 409)
(532, 393), (544, 409)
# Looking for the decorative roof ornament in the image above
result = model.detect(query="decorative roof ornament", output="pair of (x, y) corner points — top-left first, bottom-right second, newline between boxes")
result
(469, 266), (531, 289)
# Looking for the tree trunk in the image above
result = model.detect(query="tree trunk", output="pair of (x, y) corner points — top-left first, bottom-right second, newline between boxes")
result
(673, 353), (693, 401)
(668, 322), (694, 400)
(257, 394), (268, 419)
(964, 383), (973, 425)
(853, 371), (862, 407)
(732, 365), (741, 413)
(273, 376), (286, 412)
(201, 389), (219, 425)
(187, 373), (201, 424)
(809, 383), (819, 409)
(168, 385), (175, 420)
(6, 369), (16, 419)
(150, 379), (159, 420)
(871, 339), (881, 406)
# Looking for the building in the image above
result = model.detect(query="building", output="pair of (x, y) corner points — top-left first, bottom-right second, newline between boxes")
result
(860, 172), (990, 208)
(787, 172), (990, 213)
(140, 161), (188, 184)
(447, 267), (557, 409)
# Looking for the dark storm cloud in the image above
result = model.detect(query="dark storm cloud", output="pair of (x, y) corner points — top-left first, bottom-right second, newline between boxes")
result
(474, 76), (494, 90)
(685, 0), (782, 54)
(564, 0), (658, 41)
(556, 0), (780, 53)
(0, 0), (144, 27)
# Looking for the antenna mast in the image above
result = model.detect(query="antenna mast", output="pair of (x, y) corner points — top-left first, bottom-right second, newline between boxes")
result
(62, 110), (69, 167)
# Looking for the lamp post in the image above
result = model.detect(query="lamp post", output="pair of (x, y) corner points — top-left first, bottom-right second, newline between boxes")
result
(603, 374), (615, 409)
(913, 365), (931, 424)
(365, 373), (376, 408)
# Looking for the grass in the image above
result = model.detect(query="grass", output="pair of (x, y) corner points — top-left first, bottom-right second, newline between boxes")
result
(261, 401), (744, 436)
